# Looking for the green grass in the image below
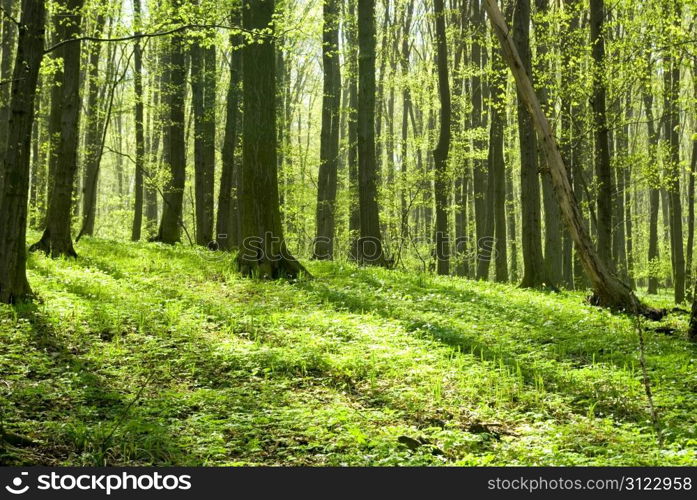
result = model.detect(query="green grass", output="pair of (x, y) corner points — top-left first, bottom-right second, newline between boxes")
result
(1, 237), (696, 465)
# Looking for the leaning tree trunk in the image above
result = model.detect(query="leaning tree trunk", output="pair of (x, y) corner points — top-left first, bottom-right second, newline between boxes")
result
(313, 0), (342, 260)
(131, 0), (145, 241)
(432, 0), (451, 276)
(156, 0), (187, 244)
(235, 0), (306, 278)
(217, 16), (243, 251)
(30, 0), (85, 258)
(483, 0), (660, 316)
(356, 0), (387, 266)
(0, 0), (45, 303)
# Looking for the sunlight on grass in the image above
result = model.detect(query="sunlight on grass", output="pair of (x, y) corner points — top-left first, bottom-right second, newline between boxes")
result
(1, 237), (695, 465)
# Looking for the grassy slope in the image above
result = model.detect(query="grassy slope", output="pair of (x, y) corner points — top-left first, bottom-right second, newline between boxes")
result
(0, 237), (696, 466)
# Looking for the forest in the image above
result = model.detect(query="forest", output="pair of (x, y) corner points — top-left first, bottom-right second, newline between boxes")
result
(0, 0), (696, 467)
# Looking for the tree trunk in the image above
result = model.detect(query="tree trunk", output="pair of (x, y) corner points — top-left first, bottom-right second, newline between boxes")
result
(483, 0), (660, 316)
(0, 0), (45, 303)
(191, 34), (216, 247)
(432, 0), (451, 276)
(0, 0), (18, 176)
(642, 88), (660, 294)
(471, 0), (488, 279)
(663, 4), (685, 303)
(313, 0), (342, 260)
(686, 57), (697, 296)
(347, 0), (360, 260)
(356, 0), (387, 266)
(513, 0), (545, 288)
(156, 0), (187, 244)
(217, 16), (242, 251)
(490, 42), (507, 283)
(131, 0), (145, 241)
(30, 0), (85, 258)
(236, 0), (306, 278)
(590, 0), (613, 269)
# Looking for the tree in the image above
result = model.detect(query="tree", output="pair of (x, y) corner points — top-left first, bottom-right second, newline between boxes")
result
(483, 0), (660, 316)
(513, 0), (545, 288)
(0, 0), (18, 173)
(191, 23), (216, 247)
(216, 12), (243, 252)
(131, 0), (145, 241)
(77, 12), (106, 239)
(236, 0), (305, 278)
(313, 0), (342, 260)
(155, 0), (187, 244)
(432, 0), (451, 276)
(356, 0), (387, 266)
(30, 0), (85, 258)
(0, 0), (46, 302)
(663, 1), (685, 303)
(590, 0), (613, 269)
(490, 34), (507, 283)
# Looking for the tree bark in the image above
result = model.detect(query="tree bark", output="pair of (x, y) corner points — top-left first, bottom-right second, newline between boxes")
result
(513, 0), (545, 288)
(236, 0), (306, 278)
(191, 31), (216, 246)
(0, 0), (45, 303)
(131, 0), (145, 241)
(663, 2), (685, 303)
(217, 15), (243, 251)
(0, 0), (18, 176)
(313, 0), (342, 260)
(156, 0), (187, 244)
(30, 0), (85, 258)
(356, 0), (387, 266)
(432, 0), (451, 276)
(590, 0), (613, 269)
(490, 41), (507, 283)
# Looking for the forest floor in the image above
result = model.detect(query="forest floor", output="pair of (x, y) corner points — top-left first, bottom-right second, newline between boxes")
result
(1, 237), (696, 466)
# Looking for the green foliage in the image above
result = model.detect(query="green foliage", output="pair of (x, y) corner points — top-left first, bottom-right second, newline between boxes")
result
(1, 238), (695, 465)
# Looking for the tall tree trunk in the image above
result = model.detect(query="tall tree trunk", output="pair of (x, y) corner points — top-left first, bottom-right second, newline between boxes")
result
(156, 0), (187, 244)
(313, 0), (342, 260)
(483, 0), (659, 316)
(663, 2), (685, 303)
(643, 88), (660, 294)
(590, 0), (613, 268)
(686, 57), (697, 296)
(399, 2), (414, 246)
(356, 0), (387, 266)
(0, 0), (45, 303)
(490, 41), (507, 282)
(432, 0), (451, 276)
(0, 0), (18, 175)
(78, 14), (106, 237)
(236, 0), (305, 278)
(217, 15), (242, 251)
(471, 0), (488, 279)
(131, 0), (145, 241)
(535, 0), (560, 287)
(513, 0), (545, 288)
(30, 0), (85, 258)
(347, 0), (360, 260)
(191, 33), (216, 246)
